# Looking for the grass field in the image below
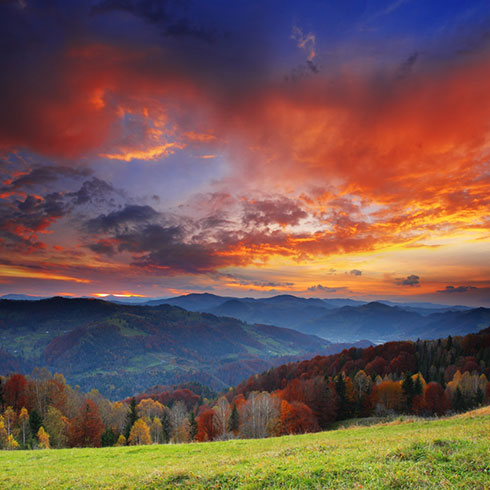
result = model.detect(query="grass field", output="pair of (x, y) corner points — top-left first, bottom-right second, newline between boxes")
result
(1, 408), (489, 489)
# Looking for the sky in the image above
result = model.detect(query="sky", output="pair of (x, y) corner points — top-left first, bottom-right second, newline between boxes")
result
(0, 0), (489, 306)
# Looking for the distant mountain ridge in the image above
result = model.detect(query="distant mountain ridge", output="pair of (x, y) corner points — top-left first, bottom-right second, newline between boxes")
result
(0, 297), (369, 399)
(143, 293), (483, 343)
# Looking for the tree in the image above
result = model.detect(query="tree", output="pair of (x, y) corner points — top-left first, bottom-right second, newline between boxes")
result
(280, 400), (318, 435)
(213, 397), (231, 440)
(150, 417), (163, 444)
(7, 434), (19, 450)
(453, 387), (466, 413)
(402, 374), (415, 412)
(196, 409), (216, 442)
(44, 406), (68, 448)
(69, 399), (105, 447)
(124, 398), (138, 440)
(128, 419), (151, 445)
(115, 434), (126, 446)
(4, 374), (27, 411)
(29, 410), (42, 440)
(137, 399), (163, 420)
(228, 404), (240, 434)
(160, 407), (172, 443)
(170, 401), (190, 443)
(101, 428), (116, 447)
(424, 382), (449, 416)
(37, 427), (50, 449)
(3, 406), (16, 437)
(188, 412), (197, 441)
(18, 407), (29, 448)
(0, 417), (8, 449)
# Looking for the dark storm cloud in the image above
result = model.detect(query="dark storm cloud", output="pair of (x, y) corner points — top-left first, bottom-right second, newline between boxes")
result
(7, 166), (91, 191)
(395, 274), (420, 287)
(69, 177), (115, 206)
(437, 285), (478, 294)
(85, 204), (160, 233)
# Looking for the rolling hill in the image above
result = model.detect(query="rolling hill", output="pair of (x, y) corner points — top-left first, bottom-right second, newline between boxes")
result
(0, 297), (365, 399)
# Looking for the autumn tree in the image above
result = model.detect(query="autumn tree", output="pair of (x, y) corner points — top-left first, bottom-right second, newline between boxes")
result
(213, 397), (231, 440)
(0, 416), (8, 449)
(69, 399), (105, 447)
(3, 406), (16, 437)
(170, 401), (190, 443)
(4, 374), (27, 411)
(18, 407), (29, 448)
(37, 427), (50, 449)
(115, 434), (126, 446)
(424, 382), (449, 416)
(196, 409), (216, 442)
(44, 406), (68, 448)
(128, 419), (151, 445)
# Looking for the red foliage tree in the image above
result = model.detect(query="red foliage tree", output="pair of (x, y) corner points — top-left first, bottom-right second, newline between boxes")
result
(195, 409), (216, 442)
(68, 399), (105, 447)
(424, 382), (449, 416)
(4, 374), (27, 411)
(280, 400), (318, 435)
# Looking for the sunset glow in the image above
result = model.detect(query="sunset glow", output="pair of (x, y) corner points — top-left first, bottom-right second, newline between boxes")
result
(0, 0), (489, 306)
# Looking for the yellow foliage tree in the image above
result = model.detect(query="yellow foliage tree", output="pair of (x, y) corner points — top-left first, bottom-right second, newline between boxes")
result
(0, 417), (8, 449)
(18, 407), (29, 448)
(37, 426), (50, 449)
(7, 434), (19, 450)
(115, 434), (126, 446)
(128, 419), (151, 446)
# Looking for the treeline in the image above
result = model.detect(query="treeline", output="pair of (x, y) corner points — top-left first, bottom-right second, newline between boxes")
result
(1, 328), (489, 449)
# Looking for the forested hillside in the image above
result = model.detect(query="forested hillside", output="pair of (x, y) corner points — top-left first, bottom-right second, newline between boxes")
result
(0, 297), (362, 398)
(1, 328), (488, 452)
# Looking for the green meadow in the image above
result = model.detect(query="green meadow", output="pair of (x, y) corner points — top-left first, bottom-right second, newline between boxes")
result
(1, 408), (489, 490)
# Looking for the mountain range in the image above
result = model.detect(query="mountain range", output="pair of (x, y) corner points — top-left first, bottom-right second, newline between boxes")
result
(144, 293), (487, 343)
(0, 297), (368, 399)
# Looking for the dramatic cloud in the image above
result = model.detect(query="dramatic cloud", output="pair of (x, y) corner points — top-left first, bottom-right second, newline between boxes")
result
(437, 286), (478, 294)
(0, 1), (489, 303)
(395, 275), (420, 287)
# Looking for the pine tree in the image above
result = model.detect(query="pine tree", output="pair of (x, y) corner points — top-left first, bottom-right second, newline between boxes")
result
(29, 410), (42, 440)
(454, 387), (466, 413)
(228, 404), (240, 434)
(402, 374), (414, 412)
(160, 409), (172, 443)
(101, 428), (116, 447)
(124, 398), (138, 440)
(189, 412), (197, 441)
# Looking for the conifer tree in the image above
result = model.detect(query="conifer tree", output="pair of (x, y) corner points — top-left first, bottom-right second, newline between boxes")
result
(228, 404), (240, 434)
(124, 397), (138, 440)
(189, 412), (197, 441)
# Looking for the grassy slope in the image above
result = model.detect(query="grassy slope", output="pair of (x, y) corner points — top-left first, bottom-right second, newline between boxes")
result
(1, 408), (489, 490)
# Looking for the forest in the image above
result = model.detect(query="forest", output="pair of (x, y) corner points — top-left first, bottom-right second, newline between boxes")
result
(0, 327), (489, 449)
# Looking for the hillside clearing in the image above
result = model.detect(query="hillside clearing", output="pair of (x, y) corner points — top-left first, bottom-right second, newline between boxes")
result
(1, 408), (489, 489)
